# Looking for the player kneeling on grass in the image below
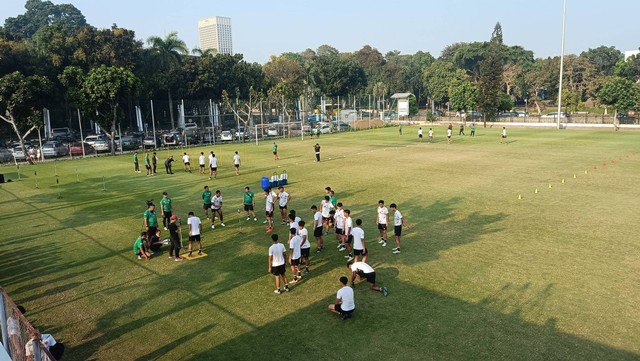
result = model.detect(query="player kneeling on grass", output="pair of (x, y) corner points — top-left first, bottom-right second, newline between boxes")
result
(134, 232), (151, 260)
(268, 234), (289, 294)
(347, 260), (387, 296)
(329, 276), (355, 320)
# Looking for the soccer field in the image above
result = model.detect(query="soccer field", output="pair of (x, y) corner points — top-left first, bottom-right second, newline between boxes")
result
(1, 126), (639, 360)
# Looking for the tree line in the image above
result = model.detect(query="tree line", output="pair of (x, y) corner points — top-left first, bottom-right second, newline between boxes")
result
(1, 0), (640, 154)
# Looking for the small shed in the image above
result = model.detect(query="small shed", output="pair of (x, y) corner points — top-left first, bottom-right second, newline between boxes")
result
(390, 93), (414, 117)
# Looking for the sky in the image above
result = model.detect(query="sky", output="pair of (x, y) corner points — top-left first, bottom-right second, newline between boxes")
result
(2, 0), (639, 64)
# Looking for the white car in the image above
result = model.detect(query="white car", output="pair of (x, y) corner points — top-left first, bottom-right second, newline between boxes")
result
(41, 141), (69, 157)
(220, 131), (233, 142)
(267, 127), (278, 136)
(320, 125), (332, 134)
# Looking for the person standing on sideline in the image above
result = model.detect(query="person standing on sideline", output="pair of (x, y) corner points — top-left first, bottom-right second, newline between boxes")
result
(144, 151), (152, 176)
(428, 128), (434, 143)
(268, 234), (289, 294)
(347, 260), (388, 296)
(311, 205), (324, 252)
(352, 219), (367, 263)
(278, 186), (291, 225)
(399, 124), (403, 135)
(187, 211), (203, 257)
(233, 151), (241, 175)
(133, 232), (151, 260)
(376, 200), (389, 246)
(298, 220), (310, 274)
(447, 126), (453, 144)
(160, 191), (173, 230)
(329, 276), (355, 320)
(459, 124), (465, 136)
(211, 190), (225, 228)
(288, 228), (303, 283)
(133, 151), (140, 173)
(470, 123), (476, 137)
(198, 152), (206, 174)
(314, 143), (321, 162)
(143, 203), (158, 252)
(265, 187), (275, 232)
(208, 151), (218, 179)
(501, 126), (508, 144)
(152, 152), (158, 174)
(272, 142), (279, 160)
(202, 185), (212, 220)
(243, 186), (257, 221)
(390, 203), (409, 254)
(164, 155), (174, 174)
(418, 127), (423, 141)
(182, 152), (192, 172)
(167, 215), (183, 261)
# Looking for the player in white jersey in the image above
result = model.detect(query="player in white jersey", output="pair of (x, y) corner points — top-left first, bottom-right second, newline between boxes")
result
(198, 152), (206, 174)
(268, 234), (289, 294)
(376, 200), (389, 246)
(208, 152), (218, 179)
(347, 260), (387, 296)
(298, 220), (310, 274)
(390, 203), (410, 254)
(351, 218), (367, 263)
(320, 195), (334, 234)
(278, 186), (291, 225)
(288, 228), (303, 283)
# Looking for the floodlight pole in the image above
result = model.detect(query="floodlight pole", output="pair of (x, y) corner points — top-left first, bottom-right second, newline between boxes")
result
(556, 0), (567, 129)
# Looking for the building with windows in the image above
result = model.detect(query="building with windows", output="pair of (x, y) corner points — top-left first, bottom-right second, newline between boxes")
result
(198, 16), (233, 55)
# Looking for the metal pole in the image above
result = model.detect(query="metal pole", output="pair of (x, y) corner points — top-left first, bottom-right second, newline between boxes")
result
(557, 0), (567, 129)
(78, 109), (85, 158)
(150, 100), (157, 149)
(209, 99), (214, 145)
(37, 127), (44, 162)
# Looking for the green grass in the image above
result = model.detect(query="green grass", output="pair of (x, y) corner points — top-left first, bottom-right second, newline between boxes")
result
(1, 126), (639, 360)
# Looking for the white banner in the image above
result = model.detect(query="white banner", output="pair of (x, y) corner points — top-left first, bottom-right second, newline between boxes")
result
(43, 108), (52, 139)
(135, 106), (144, 132)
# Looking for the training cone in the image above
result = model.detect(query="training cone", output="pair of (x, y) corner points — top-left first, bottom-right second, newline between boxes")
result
(573, 174), (576, 179)
(593, 166), (597, 171)
(518, 194), (522, 200)
(561, 179), (565, 184)
(534, 188), (539, 194)
(548, 183), (552, 188)
(585, 169), (588, 174)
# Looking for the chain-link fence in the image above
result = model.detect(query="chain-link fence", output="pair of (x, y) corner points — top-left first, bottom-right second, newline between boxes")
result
(1, 287), (58, 361)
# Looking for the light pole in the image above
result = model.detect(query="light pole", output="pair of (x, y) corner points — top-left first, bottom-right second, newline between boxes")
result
(556, 0), (567, 129)
(525, 99), (528, 117)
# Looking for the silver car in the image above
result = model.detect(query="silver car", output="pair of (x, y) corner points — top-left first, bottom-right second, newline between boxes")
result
(41, 141), (69, 157)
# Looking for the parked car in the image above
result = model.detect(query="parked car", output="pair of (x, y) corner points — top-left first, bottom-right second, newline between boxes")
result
(0, 148), (13, 163)
(383, 111), (398, 120)
(84, 134), (108, 146)
(332, 122), (351, 131)
(92, 139), (111, 153)
(516, 111), (528, 117)
(220, 130), (233, 142)
(467, 111), (483, 119)
(162, 133), (181, 147)
(9, 142), (33, 161)
(115, 136), (140, 151)
(70, 142), (95, 156)
(50, 127), (77, 142)
(41, 141), (69, 157)
(267, 127), (279, 137)
(429, 109), (444, 116)
(541, 112), (568, 118)
(319, 124), (332, 134)
(142, 136), (159, 148)
(498, 111), (519, 118)
(235, 126), (249, 140)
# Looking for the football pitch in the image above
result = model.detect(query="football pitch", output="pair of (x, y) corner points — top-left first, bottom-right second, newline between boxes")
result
(1, 126), (639, 360)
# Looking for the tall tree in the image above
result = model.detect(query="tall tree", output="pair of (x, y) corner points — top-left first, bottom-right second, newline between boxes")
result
(477, 23), (504, 124)
(82, 65), (137, 155)
(580, 46), (622, 77)
(0, 71), (52, 157)
(146, 32), (189, 129)
(423, 60), (455, 106)
(598, 76), (640, 115)
(4, 0), (86, 39)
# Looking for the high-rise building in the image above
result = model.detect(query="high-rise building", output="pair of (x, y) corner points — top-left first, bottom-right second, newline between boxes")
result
(198, 16), (233, 55)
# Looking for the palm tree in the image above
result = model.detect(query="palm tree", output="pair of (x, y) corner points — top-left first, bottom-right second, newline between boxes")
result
(191, 47), (218, 57)
(147, 32), (189, 129)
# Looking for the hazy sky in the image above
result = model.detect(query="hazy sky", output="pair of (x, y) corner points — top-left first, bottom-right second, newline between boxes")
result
(2, 0), (639, 64)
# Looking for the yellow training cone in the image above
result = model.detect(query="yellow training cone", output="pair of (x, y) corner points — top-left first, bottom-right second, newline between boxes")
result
(534, 188), (539, 194)
(548, 183), (552, 188)
(573, 174), (576, 179)
(518, 194), (522, 200)
(561, 179), (565, 184)
(584, 170), (588, 174)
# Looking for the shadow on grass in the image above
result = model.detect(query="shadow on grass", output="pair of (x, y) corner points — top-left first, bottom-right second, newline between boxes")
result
(185, 275), (638, 361)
